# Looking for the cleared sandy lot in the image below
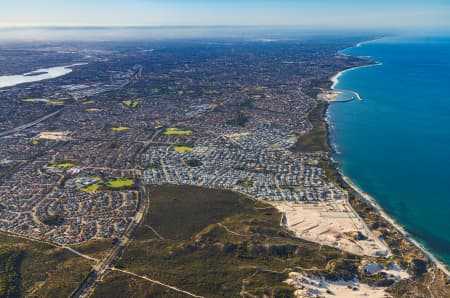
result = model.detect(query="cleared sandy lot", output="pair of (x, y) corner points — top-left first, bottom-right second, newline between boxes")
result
(269, 199), (390, 257)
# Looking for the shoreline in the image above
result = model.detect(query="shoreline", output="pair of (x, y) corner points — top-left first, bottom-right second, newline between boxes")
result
(330, 62), (382, 101)
(326, 40), (450, 277)
(0, 62), (87, 89)
(341, 174), (450, 277)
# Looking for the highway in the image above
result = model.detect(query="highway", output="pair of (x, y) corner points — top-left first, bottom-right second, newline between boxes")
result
(0, 108), (63, 138)
(72, 182), (148, 298)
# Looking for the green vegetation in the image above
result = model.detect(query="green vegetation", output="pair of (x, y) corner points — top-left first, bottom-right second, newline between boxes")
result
(0, 232), (93, 297)
(21, 98), (48, 103)
(111, 126), (131, 132)
(172, 145), (193, 153)
(186, 158), (203, 167)
(139, 186), (256, 241)
(289, 134), (298, 142)
(250, 94), (263, 100)
(95, 185), (364, 298)
(29, 139), (40, 145)
(56, 162), (74, 169)
(290, 92), (449, 295)
(47, 101), (64, 106)
(280, 185), (301, 191)
(293, 101), (330, 152)
(81, 184), (100, 193)
(239, 180), (254, 187)
(294, 99), (450, 296)
(0, 249), (22, 298)
(82, 100), (95, 105)
(202, 89), (219, 95)
(349, 194), (450, 297)
(85, 108), (100, 112)
(122, 99), (141, 108)
(147, 161), (161, 169)
(42, 214), (65, 226)
(106, 178), (135, 189)
(72, 238), (115, 260)
(350, 193), (427, 273)
(241, 98), (254, 108)
(93, 271), (183, 298)
(318, 158), (345, 187)
(163, 128), (193, 136)
(305, 78), (332, 98)
(72, 177), (103, 192)
(228, 110), (248, 126)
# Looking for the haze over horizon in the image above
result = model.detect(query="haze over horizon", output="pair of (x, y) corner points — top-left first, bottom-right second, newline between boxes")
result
(1, 0), (450, 32)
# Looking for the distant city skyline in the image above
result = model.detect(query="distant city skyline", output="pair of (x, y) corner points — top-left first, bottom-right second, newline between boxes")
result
(1, 0), (450, 31)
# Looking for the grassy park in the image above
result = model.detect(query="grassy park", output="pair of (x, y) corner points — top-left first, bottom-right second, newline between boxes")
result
(163, 128), (192, 135)
(106, 178), (135, 189)
(81, 184), (101, 193)
(172, 145), (193, 153)
(122, 99), (141, 108)
(111, 126), (131, 132)
(56, 162), (74, 169)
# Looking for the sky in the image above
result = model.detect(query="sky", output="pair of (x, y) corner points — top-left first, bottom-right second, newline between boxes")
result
(1, 0), (450, 30)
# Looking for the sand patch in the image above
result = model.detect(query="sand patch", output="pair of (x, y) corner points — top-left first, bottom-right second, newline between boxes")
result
(285, 272), (391, 298)
(270, 200), (390, 257)
(38, 131), (72, 141)
(318, 91), (340, 102)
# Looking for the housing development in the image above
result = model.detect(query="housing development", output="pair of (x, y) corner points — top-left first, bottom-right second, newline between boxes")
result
(0, 37), (449, 297)
(0, 39), (360, 245)
(142, 137), (345, 203)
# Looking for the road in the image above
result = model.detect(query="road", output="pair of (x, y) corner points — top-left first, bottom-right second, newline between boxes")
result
(0, 108), (63, 138)
(73, 142), (150, 297)
(111, 268), (204, 298)
(72, 182), (148, 298)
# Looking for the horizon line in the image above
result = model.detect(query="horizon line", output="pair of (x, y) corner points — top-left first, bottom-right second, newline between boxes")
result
(0, 24), (441, 31)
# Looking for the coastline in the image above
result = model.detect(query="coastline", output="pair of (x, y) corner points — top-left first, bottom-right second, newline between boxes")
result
(341, 174), (450, 277)
(330, 62), (382, 101)
(327, 41), (450, 277)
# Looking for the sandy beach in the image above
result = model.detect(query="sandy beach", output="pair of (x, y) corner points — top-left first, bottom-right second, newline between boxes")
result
(318, 90), (340, 102)
(328, 46), (450, 276)
(277, 41), (450, 280)
(341, 174), (450, 277)
(330, 62), (382, 101)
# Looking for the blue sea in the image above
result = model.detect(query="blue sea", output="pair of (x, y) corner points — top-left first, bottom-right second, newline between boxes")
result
(329, 36), (450, 269)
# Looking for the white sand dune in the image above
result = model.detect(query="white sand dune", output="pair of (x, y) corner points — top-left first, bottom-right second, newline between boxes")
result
(285, 272), (391, 298)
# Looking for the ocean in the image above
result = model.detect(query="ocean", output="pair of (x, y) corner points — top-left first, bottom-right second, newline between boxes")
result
(328, 35), (450, 269)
